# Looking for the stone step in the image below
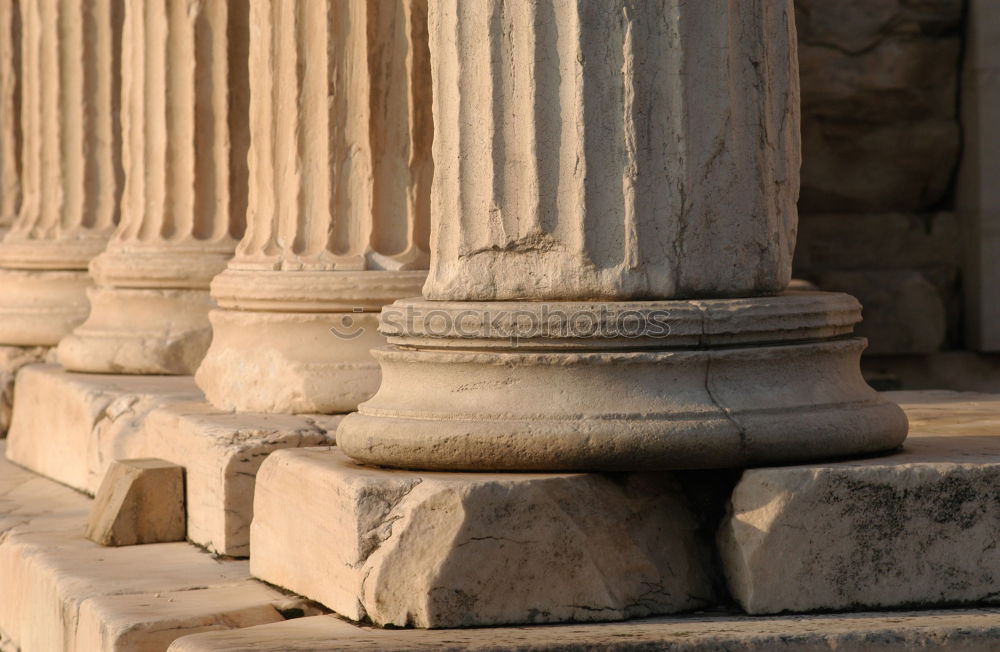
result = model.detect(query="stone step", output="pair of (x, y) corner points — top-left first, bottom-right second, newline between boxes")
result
(0, 442), (322, 651)
(250, 390), (1000, 624)
(5, 364), (342, 555)
(720, 390), (1000, 614)
(169, 608), (1000, 651)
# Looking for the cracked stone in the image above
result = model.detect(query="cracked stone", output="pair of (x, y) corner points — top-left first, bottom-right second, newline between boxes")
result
(86, 458), (186, 546)
(250, 448), (717, 628)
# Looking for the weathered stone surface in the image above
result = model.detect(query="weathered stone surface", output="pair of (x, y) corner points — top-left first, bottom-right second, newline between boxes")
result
(6, 365), (340, 555)
(58, 0), (250, 376)
(719, 390), (1000, 615)
(0, 0), (124, 345)
(796, 0), (962, 212)
(169, 608), (1000, 652)
(0, 0), (20, 233)
(339, 294), (908, 471)
(0, 442), (316, 652)
(86, 458), (186, 546)
(816, 269), (947, 354)
(0, 345), (49, 434)
(196, 0), (431, 413)
(427, 0), (799, 301)
(794, 212), (961, 272)
(251, 448), (717, 628)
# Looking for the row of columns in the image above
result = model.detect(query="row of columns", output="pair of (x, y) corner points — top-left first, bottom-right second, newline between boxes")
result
(0, 0), (905, 471)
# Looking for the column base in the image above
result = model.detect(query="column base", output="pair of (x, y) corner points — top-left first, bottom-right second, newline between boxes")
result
(196, 269), (427, 414)
(250, 448), (717, 628)
(338, 292), (910, 470)
(194, 309), (385, 413)
(58, 287), (215, 375)
(0, 268), (91, 345)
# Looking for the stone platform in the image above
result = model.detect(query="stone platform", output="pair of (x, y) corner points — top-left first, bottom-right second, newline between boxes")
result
(721, 390), (1000, 614)
(252, 390), (1000, 626)
(5, 364), (341, 555)
(0, 344), (50, 435)
(0, 442), (322, 652)
(169, 609), (1000, 651)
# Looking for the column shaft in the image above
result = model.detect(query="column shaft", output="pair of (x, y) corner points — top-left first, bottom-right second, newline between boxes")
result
(426, 0), (799, 301)
(0, 0), (123, 346)
(195, 0), (431, 413)
(57, 0), (250, 374)
(0, 0), (20, 234)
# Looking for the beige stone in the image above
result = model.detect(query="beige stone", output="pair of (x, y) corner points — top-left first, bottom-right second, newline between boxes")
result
(338, 1), (906, 472)
(0, 0), (123, 345)
(251, 448), (716, 628)
(719, 390), (1000, 615)
(338, 293), (908, 471)
(0, 442), (313, 652)
(0, 0), (20, 233)
(58, 0), (251, 375)
(6, 365), (340, 555)
(86, 458), (186, 547)
(195, 0), (431, 413)
(0, 345), (48, 434)
(426, 0), (799, 302)
(169, 609), (1000, 652)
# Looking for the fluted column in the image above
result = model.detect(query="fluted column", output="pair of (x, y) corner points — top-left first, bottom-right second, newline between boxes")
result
(0, 0), (123, 346)
(0, 0), (20, 237)
(194, 0), (431, 412)
(338, 0), (909, 471)
(57, 0), (249, 375)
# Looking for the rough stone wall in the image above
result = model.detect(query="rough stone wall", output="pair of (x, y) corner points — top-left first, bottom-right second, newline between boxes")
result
(792, 0), (965, 354)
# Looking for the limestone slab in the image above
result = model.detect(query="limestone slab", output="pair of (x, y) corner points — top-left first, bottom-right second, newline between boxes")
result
(169, 608), (1000, 652)
(6, 364), (340, 555)
(86, 458), (186, 546)
(250, 448), (717, 628)
(719, 390), (1000, 614)
(0, 441), (316, 652)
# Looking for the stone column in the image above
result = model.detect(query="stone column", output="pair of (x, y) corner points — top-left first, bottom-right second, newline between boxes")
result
(338, 0), (909, 470)
(57, 0), (250, 375)
(0, 0), (21, 237)
(0, 0), (123, 347)
(194, 0), (431, 413)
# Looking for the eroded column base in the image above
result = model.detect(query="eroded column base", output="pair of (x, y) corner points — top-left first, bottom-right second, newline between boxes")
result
(197, 269), (427, 414)
(338, 292), (910, 471)
(58, 286), (215, 375)
(0, 268), (91, 345)
(195, 310), (384, 414)
(250, 447), (717, 628)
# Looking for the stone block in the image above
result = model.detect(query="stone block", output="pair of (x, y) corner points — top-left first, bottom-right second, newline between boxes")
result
(816, 269), (946, 354)
(719, 390), (1000, 615)
(795, 0), (962, 212)
(6, 365), (340, 555)
(86, 458), (186, 546)
(168, 609), (1000, 652)
(250, 448), (717, 628)
(0, 347), (50, 435)
(0, 442), (311, 652)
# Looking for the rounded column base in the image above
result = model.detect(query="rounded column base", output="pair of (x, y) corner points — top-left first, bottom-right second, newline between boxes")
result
(337, 293), (910, 471)
(0, 269), (91, 346)
(194, 309), (386, 414)
(57, 287), (215, 375)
